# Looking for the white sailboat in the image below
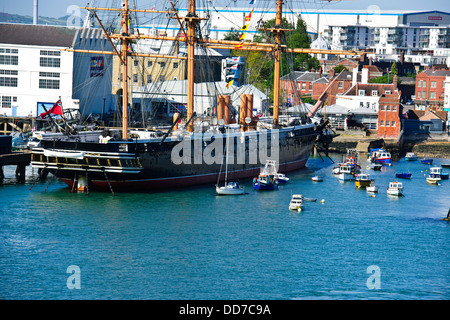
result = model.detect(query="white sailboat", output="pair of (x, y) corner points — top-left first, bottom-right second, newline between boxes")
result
(216, 128), (245, 195)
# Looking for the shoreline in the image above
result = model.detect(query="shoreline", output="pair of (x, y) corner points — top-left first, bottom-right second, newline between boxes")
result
(328, 134), (450, 158)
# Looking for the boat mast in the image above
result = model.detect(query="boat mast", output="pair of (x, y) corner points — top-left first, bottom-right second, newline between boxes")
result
(186, 0), (197, 132)
(121, 0), (129, 139)
(272, 0), (283, 128)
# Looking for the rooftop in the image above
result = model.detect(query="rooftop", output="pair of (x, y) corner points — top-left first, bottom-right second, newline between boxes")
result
(0, 23), (77, 47)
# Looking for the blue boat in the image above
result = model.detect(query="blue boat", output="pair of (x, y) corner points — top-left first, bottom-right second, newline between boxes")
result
(253, 160), (279, 191)
(421, 158), (433, 165)
(430, 167), (449, 180)
(396, 173), (412, 179)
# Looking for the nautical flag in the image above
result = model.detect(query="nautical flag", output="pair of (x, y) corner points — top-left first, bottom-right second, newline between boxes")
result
(226, 80), (233, 88)
(249, 0), (255, 4)
(245, 9), (254, 22)
(234, 41), (244, 49)
(230, 64), (239, 70)
(40, 99), (63, 118)
(240, 24), (249, 32)
(239, 33), (246, 40)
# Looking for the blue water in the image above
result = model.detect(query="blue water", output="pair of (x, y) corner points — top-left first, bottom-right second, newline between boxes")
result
(0, 155), (449, 300)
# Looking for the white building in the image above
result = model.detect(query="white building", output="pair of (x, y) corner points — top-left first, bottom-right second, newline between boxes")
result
(0, 23), (113, 118)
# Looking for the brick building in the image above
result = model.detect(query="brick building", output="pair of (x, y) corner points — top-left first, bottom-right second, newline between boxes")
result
(414, 67), (450, 110)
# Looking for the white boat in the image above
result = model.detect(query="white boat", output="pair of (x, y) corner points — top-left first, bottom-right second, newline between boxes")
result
(312, 175), (323, 182)
(289, 194), (304, 212)
(430, 167), (449, 180)
(216, 128), (244, 195)
(366, 180), (379, 193)
(426, 173), (441, 185)
(405, 152), (417, 161)
(355, 173), (371, 188)
(276, 173), (290, 184)
(338, 164), (356, 181)
(387, 182), (403, 196)
(216, 182), (245, 195)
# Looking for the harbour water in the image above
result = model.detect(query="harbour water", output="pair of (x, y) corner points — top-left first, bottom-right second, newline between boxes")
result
(0, 154), (449, 300)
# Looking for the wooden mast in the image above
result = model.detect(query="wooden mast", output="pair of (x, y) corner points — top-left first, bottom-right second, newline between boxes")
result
(121, 0), (129, 139)
(272, 0), (283, 128)
(186, 0), (196, 132)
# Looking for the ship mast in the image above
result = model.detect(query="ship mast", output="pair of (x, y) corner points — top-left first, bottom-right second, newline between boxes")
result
(121, 0), (129, 138)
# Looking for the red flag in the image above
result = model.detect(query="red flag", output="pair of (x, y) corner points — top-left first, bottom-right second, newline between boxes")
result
(40, 100), (63, 118)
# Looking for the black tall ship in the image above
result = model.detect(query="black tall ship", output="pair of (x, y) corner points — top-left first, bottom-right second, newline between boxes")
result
(31, 0), (361, 192)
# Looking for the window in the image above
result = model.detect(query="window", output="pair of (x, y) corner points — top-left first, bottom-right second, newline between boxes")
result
(386, 105), (391, 111)
(422, 91), (426, 99)
(417, 91), (421, 98)
(360, 102), (364, 107)
(0, 48), (19, 66)
(430, 92), (436, 99)
(418, 80), (422, 87)
(159, 75), (165, 81)
(393, 105), (397, 111)
(431, 81), (436, 88)
(358, 90), (365, 96)
(39, 71), (60, 89)
(380, 105), (385, 111)
(371, 90), (378, 96)
(302, 83), (306, 90)
(134, 60), (139, 67)
(40, 50), (60, 68)
(133, 74), (138, 83)
(1, 96), (12, 108)
(147, 75), (152, 84)
(386, 121), (390, 127)
(422, 81), (426, 88)
(392, 120), (396, 127)
(173, 62), (179, 69)
(380, 120), (384, 126)
(147, 61), (152, 67)
(385, 90), (391, 94)
(308, 83), (312, 91)
(338, 81), (343, 89)
(0, 69), (18, 87)
(158, 62), (166, 68)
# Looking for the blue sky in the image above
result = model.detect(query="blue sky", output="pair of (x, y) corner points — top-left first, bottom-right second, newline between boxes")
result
(1, 0), (448, 18)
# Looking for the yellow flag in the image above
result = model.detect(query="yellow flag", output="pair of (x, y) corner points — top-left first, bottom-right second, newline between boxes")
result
(226, 80), (233, 88)
(239, 33), (246, 40)
(240, 24), (249, 32)
(234, 42), (244, 49)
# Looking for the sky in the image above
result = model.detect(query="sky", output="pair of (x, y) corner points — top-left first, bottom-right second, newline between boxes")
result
(1, 0), (448, 18)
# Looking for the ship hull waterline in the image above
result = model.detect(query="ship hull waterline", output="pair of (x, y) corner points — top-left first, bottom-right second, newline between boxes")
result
(31, 126), (318, 192)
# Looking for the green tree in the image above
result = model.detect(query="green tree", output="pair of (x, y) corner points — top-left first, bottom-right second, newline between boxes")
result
(391, 61), (398, 76)
(333, 65), (349, 73)
(223, 28), (240, 41)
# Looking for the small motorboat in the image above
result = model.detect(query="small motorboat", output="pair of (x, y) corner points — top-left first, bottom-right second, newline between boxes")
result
(216, 182), (245, 195)
(395, 173), (412, 179)
(426, 173), (441, 185)
(421, 158), (433, 165)
(338, 164), (356, 181)
(311, 175), (323, 182)
(405, 152), (417, 161)
(355, 173), (371, 188)
(303, 197), (317, 202)
(441, 164), (450, 169)
(366, 180), (378, 193)
(387, 182), (403, 196)
(253, 160), (279, 190)
(289, 194), (304, 212)
(369, 148), (392, 165)
(430, 167), (449, 180)
(276, 173), (290, 184)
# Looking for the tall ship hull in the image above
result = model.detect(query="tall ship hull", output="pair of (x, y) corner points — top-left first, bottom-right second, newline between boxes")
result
(31, 124), (318, 192)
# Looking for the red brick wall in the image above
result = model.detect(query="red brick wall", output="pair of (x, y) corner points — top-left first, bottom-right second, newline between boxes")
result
(415, 69), (447, 110)
(377, 94), (402, 138)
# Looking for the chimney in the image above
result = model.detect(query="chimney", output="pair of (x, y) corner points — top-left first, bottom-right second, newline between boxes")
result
(352, 67), (358, 86)
(362, 67), (369, 84)
(328, 68), (335, 80)
(319, 67), (322, 78)
(369, 57), (373, 66)
(33, 0), (38, 25)
(393, 75), (398, 90)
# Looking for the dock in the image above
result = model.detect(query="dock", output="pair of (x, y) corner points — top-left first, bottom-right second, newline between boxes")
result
(0, 150), (31, 182)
